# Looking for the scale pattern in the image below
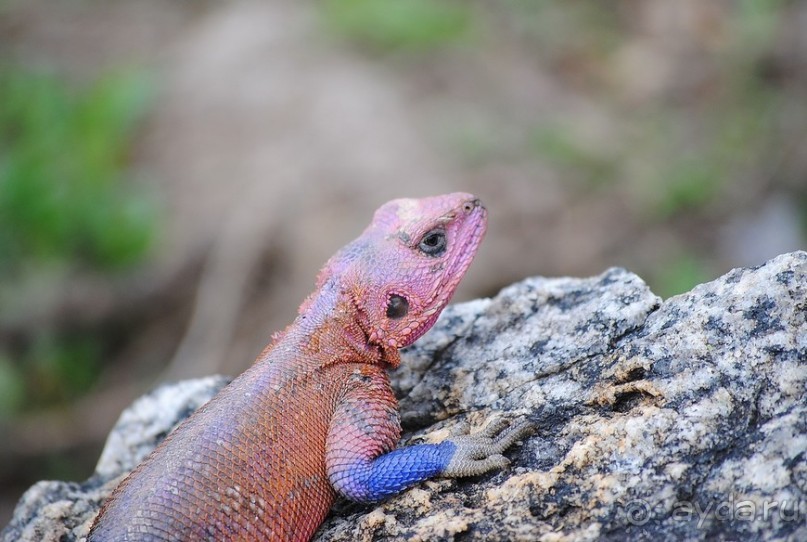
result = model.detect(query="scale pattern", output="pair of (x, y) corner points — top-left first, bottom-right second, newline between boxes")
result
(89, 193), (530, 542)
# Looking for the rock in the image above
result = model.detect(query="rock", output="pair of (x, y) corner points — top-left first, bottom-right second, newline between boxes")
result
(3, 252), (805, 542)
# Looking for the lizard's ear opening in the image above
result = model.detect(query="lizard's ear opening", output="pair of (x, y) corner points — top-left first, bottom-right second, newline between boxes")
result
(386, 294), (409, 320)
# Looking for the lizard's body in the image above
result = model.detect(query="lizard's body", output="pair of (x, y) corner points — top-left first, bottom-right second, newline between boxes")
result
(89, 193), (531, 542)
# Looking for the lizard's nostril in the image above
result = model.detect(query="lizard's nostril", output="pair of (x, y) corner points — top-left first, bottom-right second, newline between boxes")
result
(463, 199), (481, 213)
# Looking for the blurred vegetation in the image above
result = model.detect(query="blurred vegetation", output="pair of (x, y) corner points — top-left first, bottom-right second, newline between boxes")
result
(321, 0), (473, 52)
(320, 0), (800, 297)
(469, 1), (797, 297)
(529, 125), (619, 189)
(319, 0), (801, 299)
(0, 66), (156, 418)
(0, 68), (155, 271)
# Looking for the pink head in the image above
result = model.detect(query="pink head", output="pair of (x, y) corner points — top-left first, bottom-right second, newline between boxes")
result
(320, 193), (487, 367)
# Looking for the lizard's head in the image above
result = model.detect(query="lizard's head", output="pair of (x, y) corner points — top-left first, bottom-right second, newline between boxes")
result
(329, 193), (486, 367)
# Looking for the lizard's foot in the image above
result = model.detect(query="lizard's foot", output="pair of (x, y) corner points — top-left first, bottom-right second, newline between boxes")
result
(442, 415), (534, 478)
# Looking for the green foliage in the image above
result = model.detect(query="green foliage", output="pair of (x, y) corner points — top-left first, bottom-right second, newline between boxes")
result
(501, 0), (622, 58)
(0, 354), (24, 416)
(529, 126), (618, 188)
(651, 253), (714, 299)
(734, 0), (786, 52)
(0, 67), (156, 416)
(654, 158), (722, 218)
(27, 333), (102, 405)
(321, 0), (472, 52)
(0, 67), (156, 273)
(0, 332), (105, 417)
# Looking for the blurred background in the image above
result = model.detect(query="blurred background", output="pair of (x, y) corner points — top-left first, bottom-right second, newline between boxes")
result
(1, 0), (805, 526)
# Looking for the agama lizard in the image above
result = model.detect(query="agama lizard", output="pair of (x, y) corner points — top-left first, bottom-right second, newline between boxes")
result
(88, 193), (532, 542)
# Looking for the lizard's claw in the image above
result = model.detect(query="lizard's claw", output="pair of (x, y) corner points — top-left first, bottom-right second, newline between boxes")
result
(442, 416), (534, 478)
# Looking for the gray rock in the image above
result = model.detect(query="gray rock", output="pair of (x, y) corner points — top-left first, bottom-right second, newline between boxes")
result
(3, 252), (805, 542)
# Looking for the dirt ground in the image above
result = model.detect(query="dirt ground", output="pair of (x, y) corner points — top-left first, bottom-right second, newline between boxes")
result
(1, 0), (805, 526)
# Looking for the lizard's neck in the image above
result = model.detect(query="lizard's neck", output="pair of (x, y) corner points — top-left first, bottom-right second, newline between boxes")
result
(258, 278), (388, 369)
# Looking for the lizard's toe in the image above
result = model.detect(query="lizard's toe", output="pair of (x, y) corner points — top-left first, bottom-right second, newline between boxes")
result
(440, 415), (533, 478)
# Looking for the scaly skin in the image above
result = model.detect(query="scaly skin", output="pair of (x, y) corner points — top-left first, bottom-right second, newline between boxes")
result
(88, 193), (532, 542)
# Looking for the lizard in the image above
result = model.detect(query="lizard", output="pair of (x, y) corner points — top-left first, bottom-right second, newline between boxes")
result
(88, 192), (533, 542)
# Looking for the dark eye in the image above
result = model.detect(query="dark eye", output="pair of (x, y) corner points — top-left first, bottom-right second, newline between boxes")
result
(386, 295), (409, 319)
(418, 229), (446, 256)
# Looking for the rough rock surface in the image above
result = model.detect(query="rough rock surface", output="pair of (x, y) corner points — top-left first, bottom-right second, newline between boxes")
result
(3, 252), (805, 542)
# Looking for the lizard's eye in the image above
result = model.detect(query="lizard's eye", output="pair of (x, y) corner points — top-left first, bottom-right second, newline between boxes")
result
(386, 295), (409, 319)
(418, 229), (446, 256)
